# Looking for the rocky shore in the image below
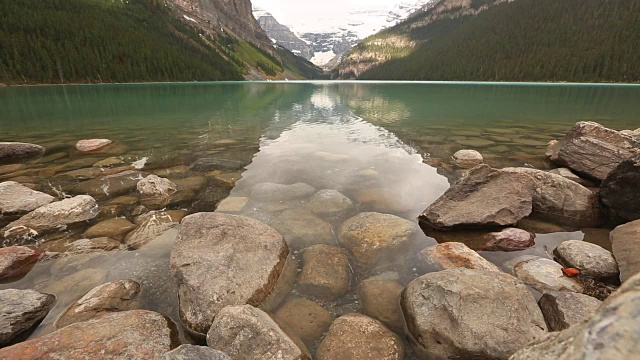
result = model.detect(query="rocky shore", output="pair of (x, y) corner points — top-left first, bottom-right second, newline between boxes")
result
(0, 121), (638, 359)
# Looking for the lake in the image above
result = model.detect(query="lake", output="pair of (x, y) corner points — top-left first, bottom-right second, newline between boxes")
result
(1, 82), (639, 356)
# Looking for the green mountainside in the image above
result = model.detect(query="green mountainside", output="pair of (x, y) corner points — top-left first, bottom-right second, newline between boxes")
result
(0, 0), (322, 85)
(337, 0), (640, 82)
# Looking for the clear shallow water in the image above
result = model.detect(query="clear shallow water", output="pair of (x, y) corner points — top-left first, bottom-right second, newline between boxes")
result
(1, 82), (639, 355)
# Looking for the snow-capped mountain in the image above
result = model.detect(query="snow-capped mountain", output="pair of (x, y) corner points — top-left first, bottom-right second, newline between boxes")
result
(252, 0), (427, 67)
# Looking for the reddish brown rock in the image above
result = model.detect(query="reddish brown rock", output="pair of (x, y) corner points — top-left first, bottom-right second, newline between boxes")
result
(0, 246), (43, 280)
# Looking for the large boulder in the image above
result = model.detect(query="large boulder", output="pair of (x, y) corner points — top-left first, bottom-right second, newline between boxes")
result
(315, 313), (404, 360)
(419, 242), (501, 273)
(137, 175), (178, 210)
(610, 219), (640, 282)
(554, 240), (619, 279)
(547, 121), (639, 181)
(419, 165), (534, 230)
(0, 289), (55, 346)
(297, 245), (351, 301)
(538, 291), (601, 331)
(401, 268), (547, 360)
(160, 345), (230, 360)
(512, 257), (583, 294)
(600, 157), (640, 222)
(510, 272), (640, 360)
(0, 181), (55, 216)
(0, 310), (177, 359)
(0, 142), (45, 165)
(338, 212), (416, 267)
(503, 167), (602, 227)
(206, 305), (310, 360)
(170, 213), (290, 335)
(2, 195), (98, 244)
(0, 246), (43, 280)
(55, 279), (141, 328)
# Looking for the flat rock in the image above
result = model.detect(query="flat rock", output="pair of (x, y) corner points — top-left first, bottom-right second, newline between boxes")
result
(0, 164), (25, 176)
(0, 142), (45, 165)
(304, 189), (355, 221)
(419, 242), (501, 272)
(125, 211), (185, 250)
(298, 245), (351, 302)
(216, 197), (249, 213)
(137, 175), (178, 210)
(610, 219), (640, 282)
(190, 158), (244, 172)
(69, 237), (121, 252)
(547, 121), (639, 181)
(160, 345), (230, 360)
(209, 172), (242, 190)
(315, 313), (404, 360)
(76, 139), (113, 152)
(93, 157), (125, 168)
(271, 209), (335, 249)
(0, 246), (43, 280)
(0, 289), (55, 346)
(83, 218), (137, 241)
(554, 240), (619, 279)
(402, 268), (547, 360)
(513, 257), (583, 293)
(481, 228), (535, 251)
(0, 181), (55, 216)
(206, 305), (310, 360)
(338, 212), (416, 267)
(3, 195), (98, 244)
(72, 171), (144, 200)
(538, 291), (601, 331)
(503, 167), (601, 228)
(453, 149), (484, 169)
(357, 278), (404, 333)
(274, 298), (333, 349)
(419, 165), (534, 229)
(55, 279), (141, 328)
(600, 157), (640, 222)
(250, 182), (315, 202)
(0, 310), (176, 359)
(170, 213), (290, 335)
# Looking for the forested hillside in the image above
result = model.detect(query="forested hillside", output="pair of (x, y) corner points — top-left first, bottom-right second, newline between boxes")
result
(338, 0), (640, 82)
(0, 0), (323, 84)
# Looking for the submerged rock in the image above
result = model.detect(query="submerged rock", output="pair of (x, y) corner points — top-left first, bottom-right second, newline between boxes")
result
(191, 185), (230, 212)
(401, 268), (547, 360)
(513, 257), (583, 293)
(190, 158), (245, 172)
(160, 345), (230, 360)
(0, 246), (43, 280)
(0, 181), (55, 216)
(600, 156), (640, 222)
(338, 212), (416, 267)
(206, 305), (310, 360)
(0, 142), (45, 165)
(538, 291), (601, 331)
(2, 195), (98, 244)
(69, 237), (121, 252)
(271, 209), (335, 249)
(419, 242), (501, 273)
(304, 189), (355, 222)
(419, 165), (534, 230)
(75, 139), (113, 152)
(610, 219), (640, 282)
(250, 182), (315, 202)
(0, 310), (176, 359)
(216, 196), (249, 213)
(170, 213), (290, 335)
(125, 211), (184, 250)
(0, 289), (55, 346)
(298, 245), (351, 302)
(554, 240), (619, 279)
(137, 175), (178, 210)
(547, 121), (639, 181)
(55, 279), (141, 328)
(357, 278), (404, 333)
(72, 171), (144, 200)
(83, 218), (137, 241)
(316, 313), (404, 360)
(453, 149), (484, 169)
(274, 298), (333, 349)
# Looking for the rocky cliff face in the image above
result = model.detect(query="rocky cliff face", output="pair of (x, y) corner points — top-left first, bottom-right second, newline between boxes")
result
(255, 13), (314, 60)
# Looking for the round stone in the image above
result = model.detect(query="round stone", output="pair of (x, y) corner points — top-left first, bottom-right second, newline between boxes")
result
(554, 240), (619, 279)
(452, 149), (484, 169)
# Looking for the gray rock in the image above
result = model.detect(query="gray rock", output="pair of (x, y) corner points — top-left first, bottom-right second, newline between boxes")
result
(304, 189), (355, 221)
(0, 142), (45, 165)
(170, 213), (290, 335)
(273, 298), (333, 349)
(402, 268), (547, 360)
(0, 289), (55, 345)
(548, 168), (594, 187)
(511, 272), (640, 360)
(270, 209), (335, 249)
(0, 310), (176, 359)
(2, 195), (98, 244)
(206, 305), (310, 360)
(610, 219), (640, 282)
(503, 167), (602, 228)
(0, 246), (43, 280)
(600, 157), (640, 222)
(513, 257), (583, 293)
(160, 345), (230, 360)
(338, 212), (416, 267)
(357, 278), (404, 333)
(250, 182), (315, 202)
(419, 165), (534, 229)
(137, 175), (178, 210)
(538, 291), (601, 331)
(190, 158), (245, 172)
(55, 279), (141, 328)
(298, 245), (351, 302)
(547, 121), (639, 181)
(554, 240), (619, 279)
(453, 149), (484, 169)
(419, 242), (501, 273)
(0, 181), (55, 216)
(72, 170), (144, 200)
(316, 313), (404, 360)
(482, 228), (535, 251)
